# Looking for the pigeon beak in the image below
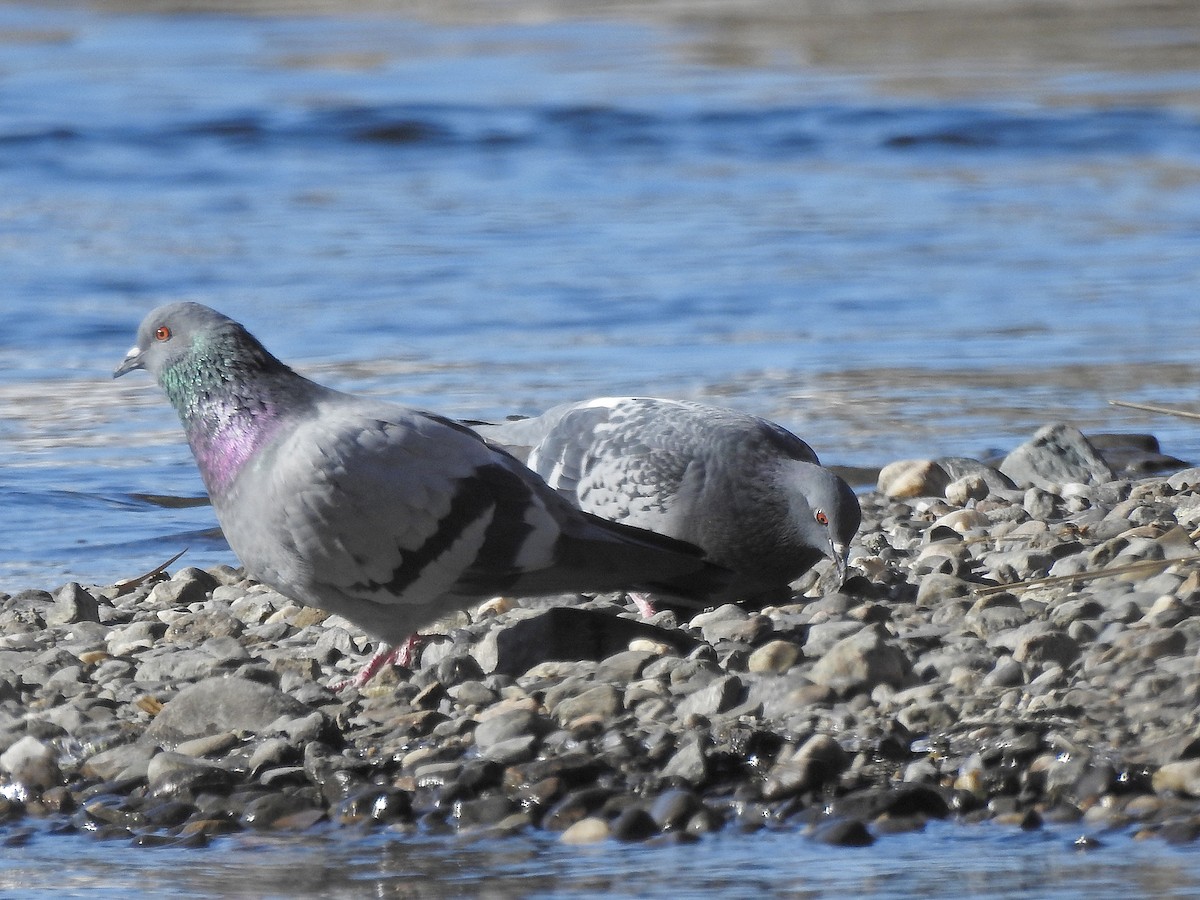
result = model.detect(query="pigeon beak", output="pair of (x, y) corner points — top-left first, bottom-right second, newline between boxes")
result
(830, 538), (850, 587)
(113, 345), (144, 379)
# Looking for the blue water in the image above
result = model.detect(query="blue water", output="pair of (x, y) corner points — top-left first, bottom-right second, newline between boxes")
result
(1, 2), (1200, 891)
(3, 4), (1200, 590)
(5, 819), (1200, 898)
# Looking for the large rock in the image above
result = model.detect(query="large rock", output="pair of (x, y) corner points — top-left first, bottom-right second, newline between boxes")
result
(809, 624), (913, 694)
(877, 460), (951, 499)
(142, 676), (312, 749)
(999, 424), (1114, 489)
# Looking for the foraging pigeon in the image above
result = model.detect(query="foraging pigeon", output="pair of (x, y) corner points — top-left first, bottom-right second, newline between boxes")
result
(471, 397), (861, 600)
(113, 304), (737, 681)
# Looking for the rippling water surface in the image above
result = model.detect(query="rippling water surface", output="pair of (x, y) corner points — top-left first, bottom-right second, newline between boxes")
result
(1, 0), (1199, 891)
(2, 2), (1199, 589)
(6, 818), (1200, 898)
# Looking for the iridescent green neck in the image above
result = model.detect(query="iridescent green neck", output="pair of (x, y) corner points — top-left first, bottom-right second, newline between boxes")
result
(158, 335), (295, 496)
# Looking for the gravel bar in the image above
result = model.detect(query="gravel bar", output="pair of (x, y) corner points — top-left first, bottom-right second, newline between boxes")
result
(3, 422), (1200, 850)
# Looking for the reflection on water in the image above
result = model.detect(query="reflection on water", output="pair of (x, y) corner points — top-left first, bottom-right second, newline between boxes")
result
(7, 819), (1200, 898)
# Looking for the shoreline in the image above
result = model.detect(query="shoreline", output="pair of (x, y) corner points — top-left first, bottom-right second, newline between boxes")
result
(9, 1), (1200, 110)
(3, 422), (1200, 849)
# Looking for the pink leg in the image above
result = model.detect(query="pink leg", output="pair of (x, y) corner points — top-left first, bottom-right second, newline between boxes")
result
(628, 591), (657, 618)
(329, 634), (423, 692)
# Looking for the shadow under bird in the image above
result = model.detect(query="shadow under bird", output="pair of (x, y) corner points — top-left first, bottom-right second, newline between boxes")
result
(113, 302), (739, 685)
(471, 397), (861, 603)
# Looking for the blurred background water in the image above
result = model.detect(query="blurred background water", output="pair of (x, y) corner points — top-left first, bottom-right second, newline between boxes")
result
(1, 0), (1199, 591)
(1, 1), (1200, 889)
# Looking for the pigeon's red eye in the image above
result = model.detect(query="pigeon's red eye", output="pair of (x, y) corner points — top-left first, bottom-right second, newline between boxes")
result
(155, 326), (171, 341)
(815, 510), (829, 526)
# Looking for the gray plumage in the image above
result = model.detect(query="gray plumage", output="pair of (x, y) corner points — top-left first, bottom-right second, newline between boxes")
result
(472, 397), (861, 599)
(114, 303), (737, 646)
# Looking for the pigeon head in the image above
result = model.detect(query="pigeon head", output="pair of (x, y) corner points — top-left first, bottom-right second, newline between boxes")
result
(783, 464), (861, 585)
(114, 301), (268, 383)
(114, 302), (303, 494)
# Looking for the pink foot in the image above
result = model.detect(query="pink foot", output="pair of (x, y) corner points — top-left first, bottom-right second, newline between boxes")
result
(329, 634), (423, 692)
(628, 591), (657, 618)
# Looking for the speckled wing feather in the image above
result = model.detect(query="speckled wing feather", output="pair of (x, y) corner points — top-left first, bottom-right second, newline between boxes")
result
(473, 397), (858, 596)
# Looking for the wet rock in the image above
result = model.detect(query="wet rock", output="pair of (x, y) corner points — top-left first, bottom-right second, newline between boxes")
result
(0, 736), (60, 790)
(649, 789), (703, 831)
(453, 795), (515, 830)
(241, 789), (323, 829)
(611, 805), (658, 842)
(82, 743), (156, 783)
(542, 788), (614, 832)
(146, 751), (234, 798)
(559, 816), (610, 844)
(810, 818), (875, 846)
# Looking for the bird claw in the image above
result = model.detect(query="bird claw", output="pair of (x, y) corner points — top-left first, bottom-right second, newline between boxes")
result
(328, 634), (423, 692)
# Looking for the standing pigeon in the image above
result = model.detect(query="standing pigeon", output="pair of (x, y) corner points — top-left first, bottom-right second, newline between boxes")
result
(471, 397), (861, 601)
(114, 303), (737, 684)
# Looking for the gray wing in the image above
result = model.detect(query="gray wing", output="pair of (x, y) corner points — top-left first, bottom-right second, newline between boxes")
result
(478, 400), (695, 530)
(219, 401), (570, 619)
(485, 397), (819, 519)
(468, 402), (582, 464)
(218, 397), (731, 643)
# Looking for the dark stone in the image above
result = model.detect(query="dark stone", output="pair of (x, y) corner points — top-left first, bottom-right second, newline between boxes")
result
(147, 752), (235, 799)
(676, 674), (744, 719)
(474, 709), (551, 754)
(541, 787), (614, 831)
(810, 818), (875, 847)
(611, 806), (659, 842)
(490, 607), (699, 676)
(662, 734), (709, 785)
(142, 799), (197, 828)
(453, 795), (515, 829)
(336, 787), (413, 826)
(1161, 819), (1200, 844)
(82, 798), (147, 830)
(503, 753), (605, 793)
(241, 789), (322, 829)
(830, 784), (951, 821)
(649, 789), (702, 831)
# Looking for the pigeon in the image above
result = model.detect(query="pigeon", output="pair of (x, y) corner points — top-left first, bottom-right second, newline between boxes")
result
(471, 397), (861, 602)
(113, 303), (738, 685)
